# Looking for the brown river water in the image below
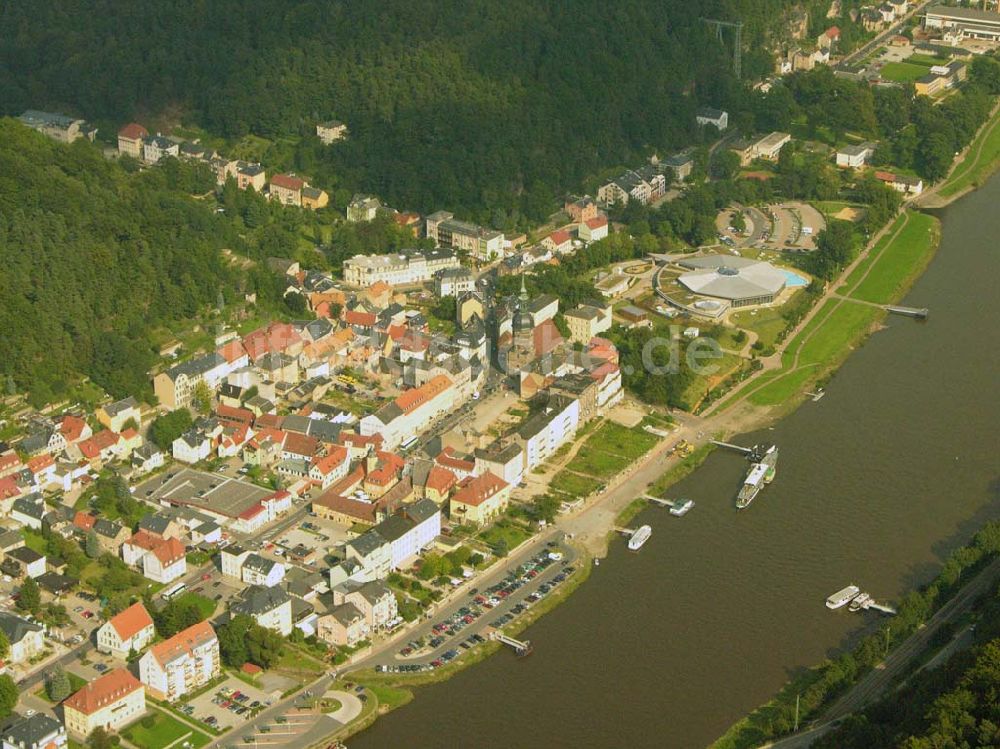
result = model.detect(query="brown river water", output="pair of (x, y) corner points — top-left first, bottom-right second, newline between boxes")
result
(348, 176), (1000, 748)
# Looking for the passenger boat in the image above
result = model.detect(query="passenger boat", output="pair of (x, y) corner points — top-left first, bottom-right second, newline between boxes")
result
(826, 585), (860, 610)
(627, 525), (652, 551)
(670, 499), (695, 517)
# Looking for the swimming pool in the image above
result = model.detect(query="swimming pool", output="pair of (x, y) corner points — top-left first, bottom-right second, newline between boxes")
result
(782, 269), (809, 287)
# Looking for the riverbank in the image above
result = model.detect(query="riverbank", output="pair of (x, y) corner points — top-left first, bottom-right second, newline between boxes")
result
(320, 90), (1000, 749)
(919, 98), (1000, 207)
(331, 545), (594, 740)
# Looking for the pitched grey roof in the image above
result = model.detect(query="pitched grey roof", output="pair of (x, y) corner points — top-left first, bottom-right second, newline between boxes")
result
(2, 713), (63, 749)
(94, 518), (124, 539)
(243, 553), (279, 575)
(163, 353), (226, 382)
(0, 612), (43, 645)
(103, 396), (139, 417)
(347, 529), (388, 558)
(329, 601), (364, 627)
(138, 514), (172, 535)
(232, 585), (291, 616)
(7, 547), (43, 565)
(12, 496), (45, 520)
(402, 498), (439, 525)
(374, 515), (412, 543)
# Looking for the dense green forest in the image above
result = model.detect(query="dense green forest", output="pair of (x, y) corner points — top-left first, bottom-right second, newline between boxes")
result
(0, 0), (790, 222)
(0, 121), (238, 404)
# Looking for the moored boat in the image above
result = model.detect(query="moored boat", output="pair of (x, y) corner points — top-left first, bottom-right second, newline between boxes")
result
(627, 525), (652, 551)
(826, 585), (860, 610)
(736, 445), (779, 509)
(670, 499), (695, 517)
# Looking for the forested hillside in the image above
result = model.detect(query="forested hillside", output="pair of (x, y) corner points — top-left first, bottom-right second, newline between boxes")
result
(0, 0), (789, 220)
(0, 121), (237, 404)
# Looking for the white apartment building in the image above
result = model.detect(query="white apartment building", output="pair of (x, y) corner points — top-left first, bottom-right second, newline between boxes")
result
(138, 621), (220, 701)
(516, 395), (580, 470)
(343, 248), (459, 287)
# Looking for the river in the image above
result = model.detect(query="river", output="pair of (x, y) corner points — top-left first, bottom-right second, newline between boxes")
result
(348, 177), (1000, 748)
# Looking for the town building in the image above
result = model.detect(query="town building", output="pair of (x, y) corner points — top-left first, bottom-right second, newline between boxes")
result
(563, 303), (612, 343)
(0, 612), (45, 665)
(316, 120), (348, 144)
(142, 135), (179, 164)
(924, 4), (1000, 40)
(579, 216), (609, 243)
(301, 186), (329, 210)
(117, 123), (149, 158)
(696, 107), (729, 130)
(63, 668), (145, 739)
(434, 267), (476, 298)
(241, 554), (285, 588)
(564, 196), (599, 223)
(835, 142), (877, 168)
(449, 472), (511, 526)
(236, 162), (266, 191)
(97, 397), (142, 432)
(269, 173), (305, 207)
(153, 353), (230, 410)
(97, 601), (155, 658)
(1, 714), (67, 749)
(474, 442), (525, 489)
(344, 249), (460, 288)
(138, 621), (220, 701)
(18, 110), (96, 143)
(346, 194), (384, 222)
(425, 212), (505, 261)
(316, 603), (368, 647)
(516, 394), (580, 470)
(596, 167), (667, 207)
(231, 585), (293, 636)
(359, 374), (456, 449)
(331, 579), (397, 630)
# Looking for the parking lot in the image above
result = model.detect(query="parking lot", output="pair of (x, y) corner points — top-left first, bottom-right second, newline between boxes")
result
(179, 675), (275, 733)
(374, 541), (580, 674)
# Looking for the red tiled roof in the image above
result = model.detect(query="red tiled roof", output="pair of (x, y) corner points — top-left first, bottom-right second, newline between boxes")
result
(366, 281), (392, 298)
(117, 123), (148, 140)
(121, 428), (139, 440)
(79, 430), (121, 460)
(59, 415), (89, 442)
(26, 454), (55, 474)
(255, 414), (285, 431)
(125, 529), (160, 552)
(548, 230), (571, 245)
(283, 432), (319, 458)
(0, 477), (20, 501)
(344, 309), (377, 327)
(451, 472), (508, 508)
(337, 433), (383, 450)
(217, 339), (248, 364)
(0, 454), (21, 472)
(73, 512), (96, 531)
(874, 170), (896, 182)
(238, 503), (266, 520)
(152, 537), (185, 566)
(425, 465), (457, 494)
(533, 319), (564, 357)
(825, 25), (841, 38)
(108, 601), (154, 641)
(395, 374), (452, 415)
(216, 405), (255, 427)
(64, 668), (142, 715)
(585, 216), (608, 229)
(242, 322), (301, 362)
(312, 447), (349, 476)
(271, 173), (305, 191)
(436, 447), (474, 473)
(149, 621), (216, 666)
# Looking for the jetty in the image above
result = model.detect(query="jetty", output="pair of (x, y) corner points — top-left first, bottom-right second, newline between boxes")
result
(886, 305), (929, 319)
(710, 440), (755, 456)
(644, 495), (673, 508)
(494, 632), (533, 656)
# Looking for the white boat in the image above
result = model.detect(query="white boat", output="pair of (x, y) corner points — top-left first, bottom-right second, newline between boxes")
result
(826, 585), (860, 610)
(736, 445), (779, 509)
(627, 525), (652, 551)
(849, 593), (872, 612)
(670, 499), (695, 517)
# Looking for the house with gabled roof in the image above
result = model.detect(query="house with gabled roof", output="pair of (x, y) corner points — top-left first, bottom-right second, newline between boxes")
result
(139, 621), (219, 701)
(97, 601), (155, 657)
(63, 668), (146, 738)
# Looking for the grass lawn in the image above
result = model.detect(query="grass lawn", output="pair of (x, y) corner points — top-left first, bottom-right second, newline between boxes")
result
(880, 62), (930, 82)
(680, 352), (744, 411)
(275, 648), (325, 682)
(21, 528), (48, 555)
(478, 521), (532, 552)
(559, 422), (658, 479)
(848, 213), (938, 303)
(35, 671), (89, 703)
(907, 53), (946, 66)
(123, 708), (210, 749)
(939, 103), (1000, 198)
(172, 592), (217, 620)
(548, 470), (599, 498)
(730, 306), (791, 351)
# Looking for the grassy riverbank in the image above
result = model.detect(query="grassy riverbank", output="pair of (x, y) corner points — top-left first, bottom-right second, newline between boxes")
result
(936, 101), (1000, 200)
(740, 210), (939, 410)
